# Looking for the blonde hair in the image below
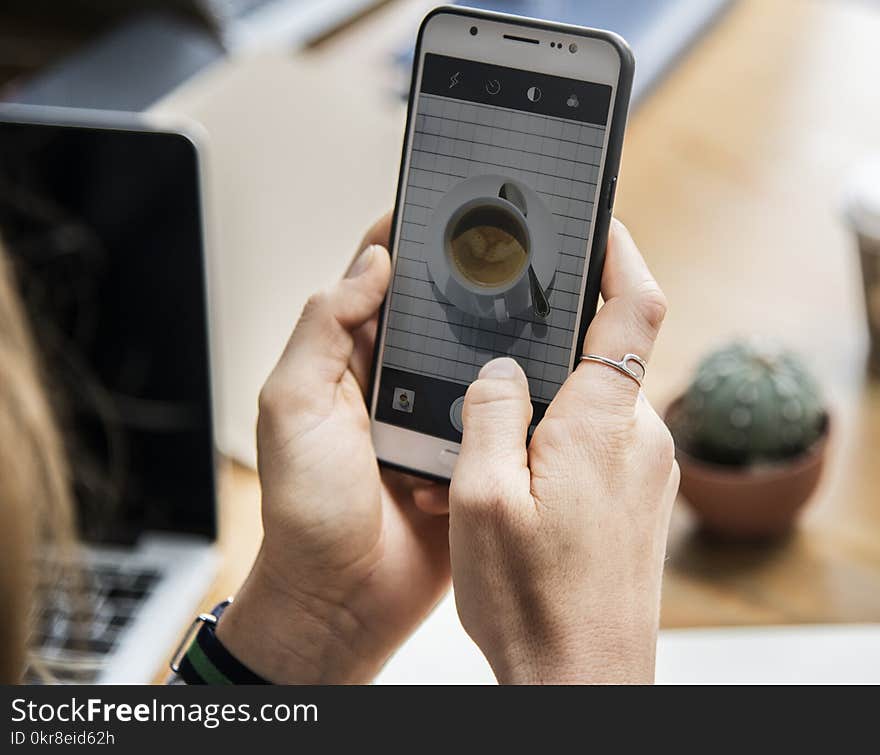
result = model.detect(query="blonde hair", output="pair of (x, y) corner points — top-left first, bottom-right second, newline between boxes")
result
(0, 241), (76, 682)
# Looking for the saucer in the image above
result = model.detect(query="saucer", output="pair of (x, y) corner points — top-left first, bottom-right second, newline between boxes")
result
(425, 174), (560, 321)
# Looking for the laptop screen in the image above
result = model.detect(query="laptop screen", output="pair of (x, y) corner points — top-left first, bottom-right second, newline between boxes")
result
(0, 117), (216, 544)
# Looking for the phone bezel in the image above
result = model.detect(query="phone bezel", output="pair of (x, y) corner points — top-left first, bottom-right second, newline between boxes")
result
(370, 6), (634, 481)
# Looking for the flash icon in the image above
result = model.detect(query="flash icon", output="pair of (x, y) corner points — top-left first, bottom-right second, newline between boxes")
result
(449, 72), (461, 89)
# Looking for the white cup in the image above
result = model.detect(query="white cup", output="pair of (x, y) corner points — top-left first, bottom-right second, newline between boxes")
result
(844, 155), (880, 375)
(443, 195), (533, 321)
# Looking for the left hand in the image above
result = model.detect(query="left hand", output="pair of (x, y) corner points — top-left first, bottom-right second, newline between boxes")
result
(217, 214), (451, 683)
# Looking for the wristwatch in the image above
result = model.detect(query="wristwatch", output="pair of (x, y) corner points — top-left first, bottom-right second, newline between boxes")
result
(170, 599), (269, 684)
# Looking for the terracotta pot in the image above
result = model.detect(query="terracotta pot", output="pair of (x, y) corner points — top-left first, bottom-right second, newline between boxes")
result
(665, 398), (831, 539)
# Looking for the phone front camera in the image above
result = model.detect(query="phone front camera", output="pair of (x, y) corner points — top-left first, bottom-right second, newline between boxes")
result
(569, 42), (578, 53)
(470, 26), (478, 36)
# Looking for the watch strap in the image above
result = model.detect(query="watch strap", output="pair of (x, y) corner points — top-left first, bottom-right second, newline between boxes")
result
(174, 600), (270, 685)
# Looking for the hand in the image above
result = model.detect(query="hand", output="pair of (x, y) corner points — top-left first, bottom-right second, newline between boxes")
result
(448, 220), (679, 684)
(217, 214), (451, 683)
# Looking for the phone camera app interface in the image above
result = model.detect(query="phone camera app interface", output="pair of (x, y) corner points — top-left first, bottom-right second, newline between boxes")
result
(377, 53), (612, 442)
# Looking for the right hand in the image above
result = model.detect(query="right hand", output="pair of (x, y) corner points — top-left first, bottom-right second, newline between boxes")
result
(448, 220), (679, 684)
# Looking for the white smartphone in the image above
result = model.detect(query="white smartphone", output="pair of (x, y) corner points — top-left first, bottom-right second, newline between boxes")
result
(369, 6), (634, 480)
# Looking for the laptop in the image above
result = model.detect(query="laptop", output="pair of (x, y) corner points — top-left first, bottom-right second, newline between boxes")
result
(1, 1), (385, 55)
(193, 0), (387, 51)
(0, 106), (219, 684)
(1, 2), (384, 112)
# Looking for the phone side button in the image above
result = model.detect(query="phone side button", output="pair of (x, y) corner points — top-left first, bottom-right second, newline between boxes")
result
(606, 176), (618, 211)
(438, 449), (460, 471)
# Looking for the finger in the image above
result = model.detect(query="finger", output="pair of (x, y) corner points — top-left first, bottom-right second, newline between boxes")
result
(349, 212), (393, 391)
(412, 485), (451, 516)
(451, 358), (533, 510)
(349, 314), (379, 396)
(268, 245), (391, 409)
(587, 219), (666, 368)
(666, 458), (681, 512)
(554, 219), (667, 416)
(351, 211), (393, 270)
(600, 218), (659, 302)
(384, 468), (451, 515)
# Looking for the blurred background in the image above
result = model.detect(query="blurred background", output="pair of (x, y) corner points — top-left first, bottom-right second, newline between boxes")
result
(1, 0), (879, 684)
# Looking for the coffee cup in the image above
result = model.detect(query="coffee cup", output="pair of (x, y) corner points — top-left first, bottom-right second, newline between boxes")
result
(844, 156), (880, 376)
(443, 195), (532, 321)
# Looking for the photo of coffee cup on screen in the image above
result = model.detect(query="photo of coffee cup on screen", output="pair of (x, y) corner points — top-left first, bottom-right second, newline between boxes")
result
(426, 174), (560, 324)
(375, 52), (613, 448)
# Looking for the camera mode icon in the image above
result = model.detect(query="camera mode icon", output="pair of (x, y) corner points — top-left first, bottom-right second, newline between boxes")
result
(392, 387), (415, 413)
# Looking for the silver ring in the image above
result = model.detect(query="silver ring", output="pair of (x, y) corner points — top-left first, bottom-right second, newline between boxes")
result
(579, 353), (647, 387)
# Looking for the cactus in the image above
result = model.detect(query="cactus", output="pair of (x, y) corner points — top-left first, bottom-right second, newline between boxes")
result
(670, 339), (826, 466)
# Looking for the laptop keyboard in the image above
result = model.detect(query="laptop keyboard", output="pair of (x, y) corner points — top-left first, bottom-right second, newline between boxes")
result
(26, 562), (161, 684)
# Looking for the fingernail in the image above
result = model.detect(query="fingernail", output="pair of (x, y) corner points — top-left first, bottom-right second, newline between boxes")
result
(346, 245), (375, 278)
(479, 357), (519, 379)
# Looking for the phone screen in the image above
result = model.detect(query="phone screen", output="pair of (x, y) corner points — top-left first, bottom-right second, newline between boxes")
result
(375, 52), (613, 443)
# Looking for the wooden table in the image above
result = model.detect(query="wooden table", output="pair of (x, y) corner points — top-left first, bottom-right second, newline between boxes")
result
(617, 0), (880, 627)
(151, 0), (880, 679)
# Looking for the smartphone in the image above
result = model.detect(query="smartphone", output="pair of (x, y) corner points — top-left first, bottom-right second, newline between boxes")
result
(369, 6), (634, 480)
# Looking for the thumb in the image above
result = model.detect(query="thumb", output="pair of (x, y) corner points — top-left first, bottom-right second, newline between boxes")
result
(452, 358), (533, 505)
(337, 244), (392, 330)
(269, 245), (390, 398)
